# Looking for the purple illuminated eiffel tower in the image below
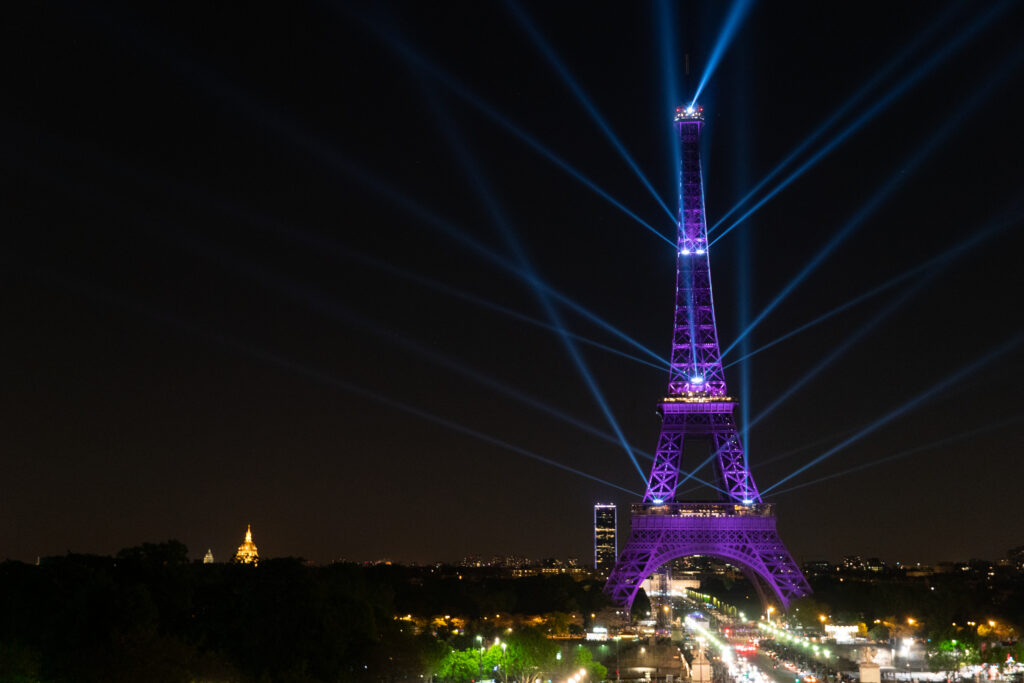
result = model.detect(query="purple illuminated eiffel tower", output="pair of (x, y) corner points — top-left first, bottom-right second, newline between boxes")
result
(604, 105), (811, 612)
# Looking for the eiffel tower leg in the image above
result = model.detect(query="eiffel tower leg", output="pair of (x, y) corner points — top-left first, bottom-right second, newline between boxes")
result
(745, 529), (811, 609)
(645, 428), (685, 503)
(711, 416), (759, 503)
(605, 516), (811, 613)
(604, 528), (665, 612)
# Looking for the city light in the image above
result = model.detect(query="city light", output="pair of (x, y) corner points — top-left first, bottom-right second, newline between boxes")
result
(758, 622), (833, 660)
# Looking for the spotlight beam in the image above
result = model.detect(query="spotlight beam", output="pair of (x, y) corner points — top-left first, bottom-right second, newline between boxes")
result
(675, 427), (859, 496)
(751, 427), (860, 471)
(21, 126), (671, 375)
(355, 256), (668, 372)
(315, 149), (669, 366)
(769, 416), (1024, 498)
(372, 23), (675, 247)
(722, 49), (1023, 358)
(655, 0), (683, 218)
(710, 0), (1014, 246)
(672, 457), (742, 499)
(31, 268), (642, 497)
(708, 0), (965, 233)
(746, 279), (930, 433)
(18, 148), (664, 467)
(189, 234), (657, 463)
(414, 94), (728, 492)
(725, 209), (1024, 368)
(423, 89), (648, 482)
(689, 0), (755, 106)
(677, 208), (1023, 491)
(315, 141), (670, 368)
(81, 13), (670, 368)
(761, 332), (1024, 495)
(504, 0), (675, 222)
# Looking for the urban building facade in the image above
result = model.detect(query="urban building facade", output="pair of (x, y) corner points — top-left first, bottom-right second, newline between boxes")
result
(594, 504), (617, 576)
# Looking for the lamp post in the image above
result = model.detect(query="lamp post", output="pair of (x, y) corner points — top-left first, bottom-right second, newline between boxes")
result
(614, 636), (621, 682)
(477, 636), (485, 681)
(501, 641), (508, 683)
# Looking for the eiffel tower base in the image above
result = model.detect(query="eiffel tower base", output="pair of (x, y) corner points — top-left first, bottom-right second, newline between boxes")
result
(604, 503), (811, 613)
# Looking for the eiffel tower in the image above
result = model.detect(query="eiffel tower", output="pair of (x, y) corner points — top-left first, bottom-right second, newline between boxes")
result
(604, 105), (811, 612)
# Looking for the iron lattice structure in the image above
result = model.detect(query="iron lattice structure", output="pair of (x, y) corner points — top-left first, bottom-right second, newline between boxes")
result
(604, 107), (811, 612)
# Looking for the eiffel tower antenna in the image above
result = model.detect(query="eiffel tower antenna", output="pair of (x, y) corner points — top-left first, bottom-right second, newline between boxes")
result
(604, 104), (811, 613)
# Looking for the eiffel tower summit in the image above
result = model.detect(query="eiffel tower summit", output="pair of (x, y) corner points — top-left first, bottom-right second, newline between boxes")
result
(604, 104), (811, 612)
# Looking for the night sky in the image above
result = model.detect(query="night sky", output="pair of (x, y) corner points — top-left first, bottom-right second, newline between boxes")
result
(4, 1), (1024, 567)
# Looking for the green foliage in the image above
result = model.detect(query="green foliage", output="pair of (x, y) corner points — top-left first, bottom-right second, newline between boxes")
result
(788, 597), (831, 630)
(437, 647), (500, 683)
(0, 640), (43, 683)
(0, 543), (613, 682)
(867, 623), (890, 641)
(435, 629), (561, 683)
(927, 639), (980, 672)
(573, 645), (608, 681)
(505, 627), (559, 683)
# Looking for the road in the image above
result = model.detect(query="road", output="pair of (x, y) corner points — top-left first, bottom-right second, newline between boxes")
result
(740, 651), (803, 683)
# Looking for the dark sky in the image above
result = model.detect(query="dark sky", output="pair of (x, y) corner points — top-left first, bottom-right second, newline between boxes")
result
(3, 1), (1023, 566)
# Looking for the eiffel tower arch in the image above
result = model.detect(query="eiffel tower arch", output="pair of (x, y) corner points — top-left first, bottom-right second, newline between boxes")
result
(604, 105), (811, 613)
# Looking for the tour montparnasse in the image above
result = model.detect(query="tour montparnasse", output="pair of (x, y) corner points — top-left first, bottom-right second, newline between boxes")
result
(604, 105), (812, 611)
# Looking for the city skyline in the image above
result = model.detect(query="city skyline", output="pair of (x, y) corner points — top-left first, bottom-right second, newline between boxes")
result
(4, 1), (1024, 565)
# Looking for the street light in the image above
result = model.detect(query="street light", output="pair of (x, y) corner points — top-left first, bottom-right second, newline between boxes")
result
(501, 642), (508, 683)
(614, 635), (621, 682)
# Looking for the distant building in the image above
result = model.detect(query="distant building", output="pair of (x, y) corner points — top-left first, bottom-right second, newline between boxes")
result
(1008, 545), (1024, 571)
(594, 504), (617, 575)
(203, 549), (215, 564)
(842, 555), (864, 570)
(865, 557), (886, 573)
(234, 525), (259, 565)
(802, 560), (833, 576)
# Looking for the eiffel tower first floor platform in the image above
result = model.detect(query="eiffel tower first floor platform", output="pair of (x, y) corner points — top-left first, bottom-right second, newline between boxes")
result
(604, 502), (811, 612)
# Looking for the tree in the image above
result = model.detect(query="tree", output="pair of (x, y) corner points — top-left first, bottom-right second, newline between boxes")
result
(573, 646), (608, 682)
(504, 628), (559, 683)
(927, 639), (980, 673)
(868, 624), (890, 642)
(0, 641), (42, 683)
(542, 612), (572, 636)
(788, 597), (831, 631)
(437, 644), (502, 683)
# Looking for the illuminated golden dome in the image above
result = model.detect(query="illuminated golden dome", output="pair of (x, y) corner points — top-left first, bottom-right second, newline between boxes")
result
(234, 524), (259, 565)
